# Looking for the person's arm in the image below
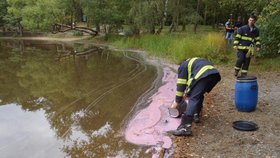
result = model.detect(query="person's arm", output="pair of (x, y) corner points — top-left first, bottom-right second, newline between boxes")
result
(255, 29), (261, 51)
(225, 22), (230, 30)
(233, 27), (242, 49)
(171, 64), (188, 108)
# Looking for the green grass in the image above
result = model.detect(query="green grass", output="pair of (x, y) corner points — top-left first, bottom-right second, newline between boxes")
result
(250, 57), (280, 72)
(108, 31), (231, 64)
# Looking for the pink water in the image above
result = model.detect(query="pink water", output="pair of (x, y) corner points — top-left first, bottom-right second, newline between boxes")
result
(125, 65), (181, 151)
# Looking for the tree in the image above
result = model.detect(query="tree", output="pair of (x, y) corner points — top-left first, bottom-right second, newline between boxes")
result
(218, 0), (270, 24)
(82, 0), (129, 34)
(129, 0), (166, 34)
(258, 0), (280, 57)
(0, 0), (8, 29)
(167, 0), (181, 32)
(21, 0), (61, 30)
(5, 0), (26, 35)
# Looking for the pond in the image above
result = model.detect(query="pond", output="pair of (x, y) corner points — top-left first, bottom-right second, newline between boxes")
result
(0, 39), (159, 158)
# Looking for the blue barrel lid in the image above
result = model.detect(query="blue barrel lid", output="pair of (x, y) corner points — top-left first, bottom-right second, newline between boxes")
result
(237, 75), (257, 80)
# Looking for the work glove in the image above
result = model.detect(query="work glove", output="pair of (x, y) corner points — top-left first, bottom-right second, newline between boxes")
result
(246, 47), (256, 58)
(171, 101), (179, 109)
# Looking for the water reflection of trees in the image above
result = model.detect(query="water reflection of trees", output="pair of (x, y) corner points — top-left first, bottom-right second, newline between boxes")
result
(0, 41), (157, 157)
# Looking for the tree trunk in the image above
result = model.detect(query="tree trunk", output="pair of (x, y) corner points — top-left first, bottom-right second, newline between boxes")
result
(150, 25), (155, 34)
(17, 21), (23, 37)
(169, 0), (180, 33)
(175, 16), (178, 31)
(169, 22), (174, 33)
(212, 8), (216, 28)
(182, 23), (186, 31)
(75, 5), (83, 22)
(204, 5), (207, 25)
(96, 23), (100, 32)
(193, 0), (201, 33)
(156, 0), (169, 34)
(71, 13), (74, 29)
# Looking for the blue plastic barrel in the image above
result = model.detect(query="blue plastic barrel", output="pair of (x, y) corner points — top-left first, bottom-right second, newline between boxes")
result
(235, 76), (258, 112)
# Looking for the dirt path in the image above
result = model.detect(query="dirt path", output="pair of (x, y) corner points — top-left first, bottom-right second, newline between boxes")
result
(172, 65), (280, 158)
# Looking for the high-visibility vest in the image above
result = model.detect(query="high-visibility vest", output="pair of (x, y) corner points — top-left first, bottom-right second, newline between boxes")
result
(176, 58), (218, 97)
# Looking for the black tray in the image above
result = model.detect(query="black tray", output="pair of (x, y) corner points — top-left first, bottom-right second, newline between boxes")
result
(233, 120), (258, 131)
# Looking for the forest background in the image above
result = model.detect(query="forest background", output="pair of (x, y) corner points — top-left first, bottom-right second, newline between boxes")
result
(0, 0), (279, 66)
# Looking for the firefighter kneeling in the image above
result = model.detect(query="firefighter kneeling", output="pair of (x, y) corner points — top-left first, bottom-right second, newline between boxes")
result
(170, 58), (221, 136)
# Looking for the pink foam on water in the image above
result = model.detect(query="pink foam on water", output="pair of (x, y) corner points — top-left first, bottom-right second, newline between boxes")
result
(125, 65), (181, 149)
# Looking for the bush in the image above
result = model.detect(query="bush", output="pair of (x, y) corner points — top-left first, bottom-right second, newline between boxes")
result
(258, 0), (280, 57)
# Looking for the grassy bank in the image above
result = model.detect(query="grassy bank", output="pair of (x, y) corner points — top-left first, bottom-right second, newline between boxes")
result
(91, 25), (279, 72)
(106, 31), (232, 64)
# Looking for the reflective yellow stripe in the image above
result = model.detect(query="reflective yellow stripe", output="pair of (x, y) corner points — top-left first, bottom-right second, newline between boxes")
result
(234, 40), (239, 44)
(241, 36), (253, 41)
(177, 78), (187, 84)
(186, 65), (214, 92)
(256, 42), (261, 45)
(236, 34), (241, 38)
(187, 78), (194, 88)
(237, 46), (250, 50)
(185, 58), (198, 93)
(187, 58), (198, 82)
(255, 37), (260, 40)
(235, 67), (241, 70)
(176, 91), (184, 97)
(194, 65), (214, 79)
(241, 70), (248, 73)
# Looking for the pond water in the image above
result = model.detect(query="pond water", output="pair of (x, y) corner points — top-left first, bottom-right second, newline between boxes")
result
(0, 40), (158, 158)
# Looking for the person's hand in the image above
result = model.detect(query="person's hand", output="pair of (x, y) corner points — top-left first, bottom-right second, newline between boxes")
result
(171, 101), (179, 109)
(233, 46), (237, 49)
(256, 47), (260, 52)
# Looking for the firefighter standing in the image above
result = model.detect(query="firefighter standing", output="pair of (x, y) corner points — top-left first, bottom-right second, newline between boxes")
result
(233, 15), (261, 77)
(170, 58), (221, 136)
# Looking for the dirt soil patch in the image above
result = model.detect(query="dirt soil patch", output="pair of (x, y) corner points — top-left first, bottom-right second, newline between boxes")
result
(172, 65), (280, 158)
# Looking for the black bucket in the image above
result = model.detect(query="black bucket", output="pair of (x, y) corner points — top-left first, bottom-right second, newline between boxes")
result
(168, 101), (187, 118)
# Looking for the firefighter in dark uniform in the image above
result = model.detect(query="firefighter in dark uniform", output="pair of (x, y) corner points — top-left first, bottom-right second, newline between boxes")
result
(170, 58), (221, 136)
(233, 15), (261, 77)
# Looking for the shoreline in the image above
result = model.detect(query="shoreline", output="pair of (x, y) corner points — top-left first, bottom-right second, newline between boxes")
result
(0, 35), (92, 42)
(124, 61), (180, 156)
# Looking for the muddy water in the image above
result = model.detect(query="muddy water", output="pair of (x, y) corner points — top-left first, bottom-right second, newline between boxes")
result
(0, 40), (158, 158)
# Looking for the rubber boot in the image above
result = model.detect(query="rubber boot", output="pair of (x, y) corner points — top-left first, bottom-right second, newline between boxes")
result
(241, 72), (247, 77)
(234, 70), (239, 77)
(172, 114), (193, 136)
(193, 113), (200, 123)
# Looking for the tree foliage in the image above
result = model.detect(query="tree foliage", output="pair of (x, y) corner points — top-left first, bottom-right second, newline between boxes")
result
(129, 0), (165, 33)
(6, 0), (61, 31)
(0, 0), (8, 27)
(82, 0), (129, 33)
(258, 0), (280, 57)
(218, 0), (270, 23)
